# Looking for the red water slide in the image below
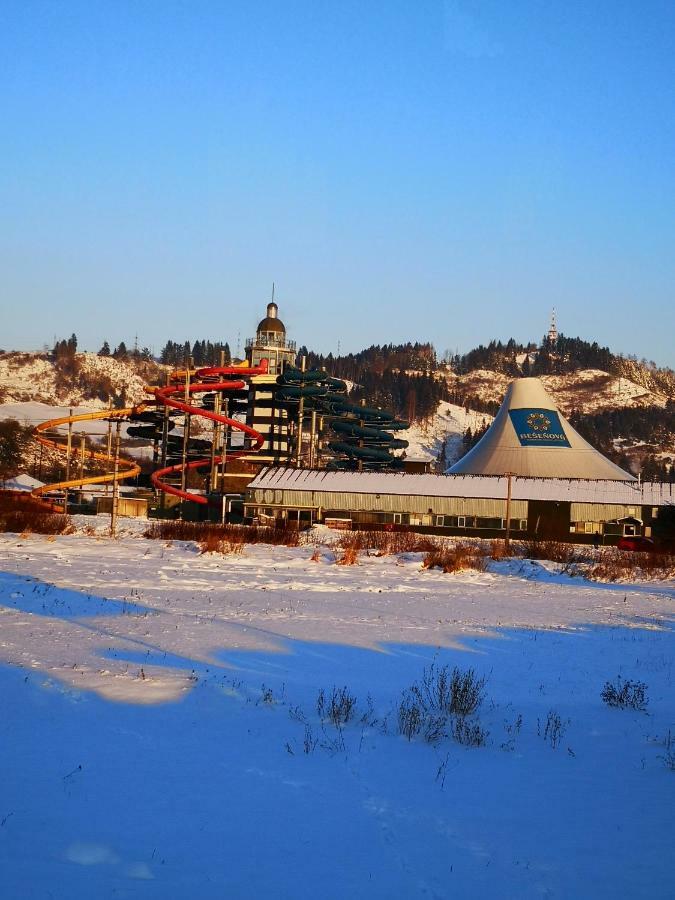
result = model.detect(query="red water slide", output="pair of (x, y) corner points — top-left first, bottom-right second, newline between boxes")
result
(151, 360), (268, 505)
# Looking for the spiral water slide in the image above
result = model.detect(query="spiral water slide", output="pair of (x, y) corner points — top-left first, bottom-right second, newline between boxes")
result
(151, 360), (268, 505)
(276, 367), (409, 469)
(31, 407), (145, 509)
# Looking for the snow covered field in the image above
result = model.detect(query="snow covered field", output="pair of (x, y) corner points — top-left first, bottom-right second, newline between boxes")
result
(1, 524), (674, 898)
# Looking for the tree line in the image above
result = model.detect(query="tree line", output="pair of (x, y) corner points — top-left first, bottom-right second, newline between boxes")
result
(158, 340), (232, 367)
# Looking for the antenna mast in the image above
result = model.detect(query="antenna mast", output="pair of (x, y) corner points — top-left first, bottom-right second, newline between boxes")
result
(547, 308), (558, 345)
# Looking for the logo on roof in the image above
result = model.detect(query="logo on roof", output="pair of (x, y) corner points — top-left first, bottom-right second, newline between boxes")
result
(526, 412), (551, 432)
(509, 409), (571, 448)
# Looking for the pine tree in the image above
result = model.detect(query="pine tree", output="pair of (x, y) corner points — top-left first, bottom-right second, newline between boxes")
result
(98, 341), (111, 357)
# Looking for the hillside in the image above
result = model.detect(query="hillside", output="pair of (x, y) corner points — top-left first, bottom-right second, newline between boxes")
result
(1, 335), (674, 479)
(0, 351), (166, 408)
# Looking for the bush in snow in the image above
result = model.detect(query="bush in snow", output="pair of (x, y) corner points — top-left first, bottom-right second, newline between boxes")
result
(451, 716), (489, 748)
(397, 663), (487, 747)
(0, 492), (71, 535)
(659, 731), (675, 772)
(601, 677), (648, 711)
(422, 543), (487, 574)
(317, 686), (357, 727)
(538, 710), (570, 749)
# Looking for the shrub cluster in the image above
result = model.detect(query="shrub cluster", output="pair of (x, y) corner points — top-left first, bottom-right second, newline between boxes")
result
(522, 540), (580, 564)
(144, 519), (301, 550)
(0, 491), (71, 535)
(336, 530), (440, 556)
(589, 551), (675, 581)
(601, 677), (648, 711)
(422, 543), (487, 573)
(397, 663), (487, 747)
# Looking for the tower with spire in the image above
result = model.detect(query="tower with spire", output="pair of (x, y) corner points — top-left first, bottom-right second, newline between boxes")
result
(547, 308), (558, 346)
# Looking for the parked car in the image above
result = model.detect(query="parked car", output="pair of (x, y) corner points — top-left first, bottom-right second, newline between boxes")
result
(616, 536), (656, 552)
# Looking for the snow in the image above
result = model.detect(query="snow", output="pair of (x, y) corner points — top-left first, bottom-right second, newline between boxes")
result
(398, 401), (493, 465)
(0, 352), (163, 407)
(539, 370), (664, 414)
(1, 524), (674, 898)
(0, 473), (44, 492)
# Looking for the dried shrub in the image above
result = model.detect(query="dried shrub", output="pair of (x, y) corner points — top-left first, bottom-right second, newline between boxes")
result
(336, 529), (439, 557)
(522, 540), (578, 563)
(422, 542), (487, 573)
(589, 550), (675, 582)
(397, 663), (487, 746)
(451, 717), (488, 747)
(0, 491), (71, 535)
(537, 710), (570, 749)
(659, 730), (675, 771)
(489, 539), (511, 560)
(144, 519), (300, 549)
(317, 686), (357, 726)
(336, 546), (359, 566)
(601, 676), (648, 710)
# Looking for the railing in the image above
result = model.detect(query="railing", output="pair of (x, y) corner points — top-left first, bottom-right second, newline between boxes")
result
(246, 336), (297, 352)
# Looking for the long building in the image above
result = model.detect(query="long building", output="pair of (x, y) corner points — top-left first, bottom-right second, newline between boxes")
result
(244, 376), (675, 542)
(244, 466), (674, 540)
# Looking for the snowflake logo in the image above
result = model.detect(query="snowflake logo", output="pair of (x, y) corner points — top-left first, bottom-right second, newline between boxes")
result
(527, 412), (551, 432)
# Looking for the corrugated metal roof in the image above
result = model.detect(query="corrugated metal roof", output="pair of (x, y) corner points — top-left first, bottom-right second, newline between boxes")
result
(249, 467), (675, 507)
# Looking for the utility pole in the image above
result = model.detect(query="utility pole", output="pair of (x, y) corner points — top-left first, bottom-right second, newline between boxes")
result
(64, 408), (73, 514)
(295, 355), (306, 468)
(159, 372), (170, 511)
(104, 398), (113, 495)
(179, 357), (192, 517)
(110, 420), (121, 537)
(79, 432), (86, 485)
(504, 472), (514, 553)
(309, 409), (317, 469)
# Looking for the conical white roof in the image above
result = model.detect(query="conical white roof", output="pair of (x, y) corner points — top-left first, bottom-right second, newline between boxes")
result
(448, 377), (635, 481)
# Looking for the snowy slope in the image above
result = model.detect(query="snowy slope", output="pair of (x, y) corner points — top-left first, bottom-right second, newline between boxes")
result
(398, 401), (493, 466)
(444, 367), (668, 415)
(0, 528), (674, 898)
(0, 351), (164, 407)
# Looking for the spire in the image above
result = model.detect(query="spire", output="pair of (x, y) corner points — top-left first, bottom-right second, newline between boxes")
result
(547, 308), (558, 345)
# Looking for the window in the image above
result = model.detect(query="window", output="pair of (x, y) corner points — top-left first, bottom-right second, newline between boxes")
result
(584, 522), (594, 534)
(457, 516), (466, 528)
(435, 515), (444, 527)
(393, 513), (402, 524)
(519, 519), (527, 531)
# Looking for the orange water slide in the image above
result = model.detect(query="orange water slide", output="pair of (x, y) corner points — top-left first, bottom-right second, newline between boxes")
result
(151, 360), (268, 505)
(31, 407), (146, 508)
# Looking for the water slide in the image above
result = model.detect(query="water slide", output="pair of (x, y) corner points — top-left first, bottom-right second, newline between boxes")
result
(150, 360), (268, 505)
(275, 367), (409, 469)
(31, 407), (145, 509)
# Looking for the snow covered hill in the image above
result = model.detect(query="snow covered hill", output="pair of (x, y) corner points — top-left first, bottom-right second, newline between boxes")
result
(0, 351), (165, 408)
(444, 367), (668, 414)
(398, 401), (493, 468)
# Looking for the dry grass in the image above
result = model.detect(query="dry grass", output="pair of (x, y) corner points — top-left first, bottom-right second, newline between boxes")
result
(422, 542), (487, 574)
(336, 529), (440, 556)
(521, 539), (580, 564)
(489, 539), (512, 560)
(336, 546), (360, 566)
(588, 549), (675, 581)
(144, 519), (301, 550)
(0, 491), (71, 535)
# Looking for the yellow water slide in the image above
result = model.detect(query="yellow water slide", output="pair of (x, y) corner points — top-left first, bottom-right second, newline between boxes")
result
(31, 407), (146, 508)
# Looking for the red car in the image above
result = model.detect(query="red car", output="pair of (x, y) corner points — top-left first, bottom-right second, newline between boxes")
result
(616, 536), (656, 552)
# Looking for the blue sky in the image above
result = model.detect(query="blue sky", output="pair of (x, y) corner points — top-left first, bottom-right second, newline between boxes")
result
(2, 1), (675, 365)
